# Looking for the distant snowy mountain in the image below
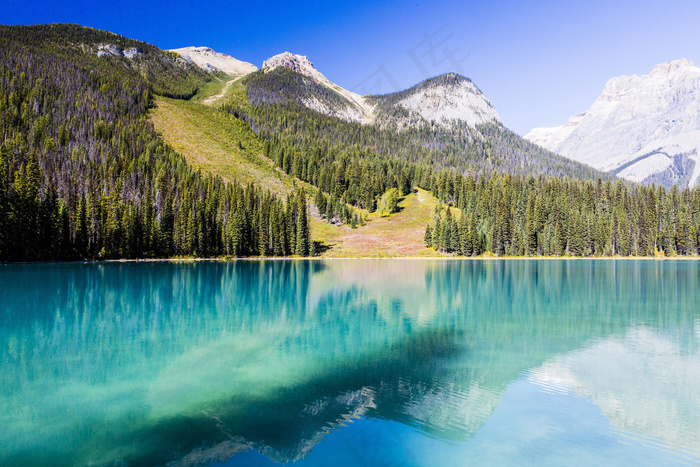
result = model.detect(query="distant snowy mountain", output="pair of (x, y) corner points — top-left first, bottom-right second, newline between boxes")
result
(526, 59), (700, 188)
(261, 51), (374, 123)
(169, 46), (257, 78)
(369, 72), (501, 128)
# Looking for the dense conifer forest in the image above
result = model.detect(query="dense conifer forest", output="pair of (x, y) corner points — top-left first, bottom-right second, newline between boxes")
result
(425, 173), (700, 256)
(0, 24), (310, 261)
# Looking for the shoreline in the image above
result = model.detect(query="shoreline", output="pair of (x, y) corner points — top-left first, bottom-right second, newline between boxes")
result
(4, 255), (700, 265)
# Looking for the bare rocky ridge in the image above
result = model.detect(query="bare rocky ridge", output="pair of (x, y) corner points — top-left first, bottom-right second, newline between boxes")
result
(95, 44), (142, 59)
(526, 59), (700, 188)
(262, 51), (375, 123)
(169, 46), (258, 78)
(388, 73), (501, 128)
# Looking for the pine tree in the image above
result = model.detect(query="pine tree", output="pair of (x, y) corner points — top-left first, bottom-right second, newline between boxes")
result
(458, 214), (469, 256)
(75, 196), (88, 258)
(231, 201), (244, 256)
(325, 196), (334, 223)
(295, 190), (309, 256)
(314, 188), (327, 217)
(258, 193), (270, 256)
(526, 192), (537, 255)
(450, 214), (460, 252)
(270, 202), (282, 256)
(433, 215), (442, 250)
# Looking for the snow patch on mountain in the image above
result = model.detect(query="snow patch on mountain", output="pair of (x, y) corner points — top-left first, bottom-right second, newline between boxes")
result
(526, 59), (700, 188)
(262, 52), (375, 123)
(169, 46), (257, 78)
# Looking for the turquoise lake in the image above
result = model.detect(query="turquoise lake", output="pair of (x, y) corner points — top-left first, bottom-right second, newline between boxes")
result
(1, 259), (699, 466)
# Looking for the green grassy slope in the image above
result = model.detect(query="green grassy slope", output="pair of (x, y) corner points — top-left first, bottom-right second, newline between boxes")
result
(150, 96), (292, 197)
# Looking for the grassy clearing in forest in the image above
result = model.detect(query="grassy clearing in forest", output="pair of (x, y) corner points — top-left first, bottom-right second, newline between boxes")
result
(150, 96), (292, 197)
(217, 78), (252, 111)
(311, 188), (448, 257)
(188, 75), (230, 103)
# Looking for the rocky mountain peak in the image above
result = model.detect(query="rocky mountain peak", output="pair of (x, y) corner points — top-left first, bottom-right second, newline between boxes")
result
(262, 52), (318, 78)
(526, 59), (700, 188)
(169, 46), (257, 78)
(173, 46), (215, 55)
(374, 72), (501, 128)
(260, 51), (375, 124)
(650, 58), (695, 76)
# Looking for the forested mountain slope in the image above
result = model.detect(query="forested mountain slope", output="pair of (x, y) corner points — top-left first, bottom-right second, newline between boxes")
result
(149, 96), (447, 257)
(237, 67), (612, 182)
(150, 96), (291, 196)
(0, 24), (311, 261)
(3, 23), (215, 99)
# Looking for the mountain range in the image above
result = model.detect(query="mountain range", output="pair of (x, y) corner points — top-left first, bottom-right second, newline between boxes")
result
(170, 44), (605, 181)
(171, 47), (501, 129)
(175, 44), (700, 190)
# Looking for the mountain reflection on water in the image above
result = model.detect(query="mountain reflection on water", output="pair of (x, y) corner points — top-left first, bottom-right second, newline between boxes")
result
(0, 260), (698, 466)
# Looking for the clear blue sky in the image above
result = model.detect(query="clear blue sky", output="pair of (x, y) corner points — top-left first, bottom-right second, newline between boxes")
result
(3, 0), (699, 135)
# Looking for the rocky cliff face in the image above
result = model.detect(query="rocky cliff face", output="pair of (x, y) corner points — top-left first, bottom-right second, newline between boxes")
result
(169, 46), (258, 78)
(96, 44), (142, 59)
(526, 59), (700, 188)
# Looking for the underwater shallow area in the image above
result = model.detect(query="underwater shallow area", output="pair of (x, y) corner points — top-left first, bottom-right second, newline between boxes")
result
(1, 259), (699, 466)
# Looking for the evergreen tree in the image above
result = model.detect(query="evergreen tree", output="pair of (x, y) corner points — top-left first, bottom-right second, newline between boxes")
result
(314, 189), (327, 218)
(295, 190), (309, 256)
(424, 224), (432, 247)
(433, 215), (442, 250)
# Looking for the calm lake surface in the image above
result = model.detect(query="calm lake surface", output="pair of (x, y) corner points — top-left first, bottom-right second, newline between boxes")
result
(1, 259), (699, 466)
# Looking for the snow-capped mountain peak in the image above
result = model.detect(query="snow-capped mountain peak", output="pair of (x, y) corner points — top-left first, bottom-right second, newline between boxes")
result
(525, 59), (700, 188)
(650, 58), (695, 76)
